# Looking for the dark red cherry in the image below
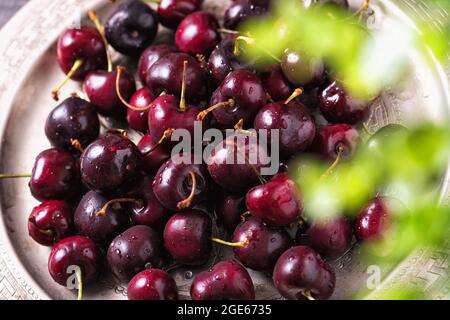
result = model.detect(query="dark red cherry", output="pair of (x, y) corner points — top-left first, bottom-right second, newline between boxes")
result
(45, 96), (100, 152)
(311, 124), (360, 160)
(175, 11), (220, 55)
(224, 0), (270, 30)
(127, 87), (156, 133)
(146, 52), (207, 102)
(157, 0), (203, 29)
(246, 172), (302, 227)
(56, 26), (107, 81)
(80, 133), (142, 194)
(153, 154), (209, 211)
(254, 100), (316, 157)
(127, 175), (170, 229)
(104, 0), (159, 55)
(318, 81), (370, 124)
(107, 225), (162, 281)
(137, 133), (171, 174)
(74, 191), (131, 246)
(281, 49), (326, 88)
(128, 269), (178, 300)
(273, 246), (335, 300)
(299, 216), (352, 260)
(48, 236), (102, 286)
(207, 133), (269, 193)
(138, 44), (179, 85)
(261, 66), (296, 101)
(209, 70), (267, 129)
(28, 200), (74, 246)
(215, 191), (246, 232)
(163, 210), (212, 265)
(29, 148), (80, 202)
(190, 260), (255, 300)
(232, 217), (292, 271)
(83, 69), (136, 118)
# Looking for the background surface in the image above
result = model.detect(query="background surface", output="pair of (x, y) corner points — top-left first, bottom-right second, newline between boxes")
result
(0, 0), (28, 29)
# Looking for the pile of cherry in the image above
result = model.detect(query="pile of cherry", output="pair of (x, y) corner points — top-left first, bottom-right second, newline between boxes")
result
(17, 0), (399, 300)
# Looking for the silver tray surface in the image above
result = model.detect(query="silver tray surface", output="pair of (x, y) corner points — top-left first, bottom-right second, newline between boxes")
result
(0, 0), (450, 300)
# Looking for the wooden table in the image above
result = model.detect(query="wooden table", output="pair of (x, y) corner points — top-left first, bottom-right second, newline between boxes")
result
(0, 0), (28, 29)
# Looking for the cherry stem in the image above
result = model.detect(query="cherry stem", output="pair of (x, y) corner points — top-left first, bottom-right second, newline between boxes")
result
(143, 0), (161, 4)
(52, 59), (84, 101)
(197, 99), (236, 121)
(284, 88), (304, 104)
(88, 10), (112, 72)
(362, 123), (373, 136)
(211, 237), (250, 248)
(96, 198), (140, 217)
(116, 66), (153, 111)
(196, 54), (208, 70)
(179, 60), (188, 112)
(217, 28), (240, 35)
(71, 139), (84, 153)
(76, 269), (83, 301)
(0, 173), (32, 179)
(320, 145), (345, 180)
(177, 172), (196, 210)
(234, 118), (244, 130)
(108, 128), (129, 138)
(241, 211), (251, 222)
(143, 128), (175, 155)
(355, 0), (371, 20)
(303, 290), (315, 301)
(233, 36), (255, 56)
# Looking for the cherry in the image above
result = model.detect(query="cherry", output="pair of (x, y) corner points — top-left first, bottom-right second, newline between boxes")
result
(281, 49), (326, 88)
(105, 0), (159, 55)
(56, 26), (107, 82)
(153, 154), (209, 211)
(127, 87), (156, 132)
(311, 124), (360, 160)
(138, 44), (178, 85)
(127, 175), (170, 229)
(190, 260), (255, 300)
(74, 191), (131, 246)
(83, 68), (136, 118)
(230, 217), (292, 271)
(107, 225), (162, 281)
(45, 96), (100, 152)
(208, 70), (267, 129)
(223, 0), (270, 30)
(273, 246), (335, 300)
(146, 52), (207, 102)
(254, 96), (316, 157)
(261, 66), (296, 102)
(163, 210), (212, 265)
(29, 148), (80, 202)
(207, 133), (269, 193)
(175, 11), (220, 56)
(48, 236), (102, 287)
(128, 269), (178, 300)
(28, 200), (74, 246)
(137, 133), (171, 173)
(215, 191), (246, 232)
(318, 81), (370, 124)
(80, 132), (142, 194)
(298, 216), (353, 260)
(246, 172), (303, 227)
(157, 0), (203, 29)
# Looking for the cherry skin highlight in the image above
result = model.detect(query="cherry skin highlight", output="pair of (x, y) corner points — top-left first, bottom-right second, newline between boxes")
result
(128, 269), (178, 300)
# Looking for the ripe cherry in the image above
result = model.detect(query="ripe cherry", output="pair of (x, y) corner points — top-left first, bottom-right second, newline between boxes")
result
(138, 44), (178, 85)
(246, 172), (303, 227)
(137, 134), (171, 174)
(163, 210), (212, 265)
(273, 246), (335, 300)
(29, 148), (80, 202)
(48, 236), (102, 287)
(128, 269), (178, 300)
(190, 260), (255, 300)
(157, 0), (203, 29)
(224, 0), (270, 30)
(215, 190), (246, 232)
(311, 124), (360, 161)
(74, 191), (131, 246)
(107, 225), (162, 281)
(318, 81), (370, 124)
(261, 66), (295, 102)
(281, 49), (326, 88)
(105, 0), (159, 55)
(175, 11), (220, 55)
(45, 96), (100, 152)
(153, 154), (209, 211)
(208, 70), (267, 129)
(298, 216), (353, 260)
(127, 87), (156, 132)
(80, 132), (142, 194)
(28, 200), (74, 246)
